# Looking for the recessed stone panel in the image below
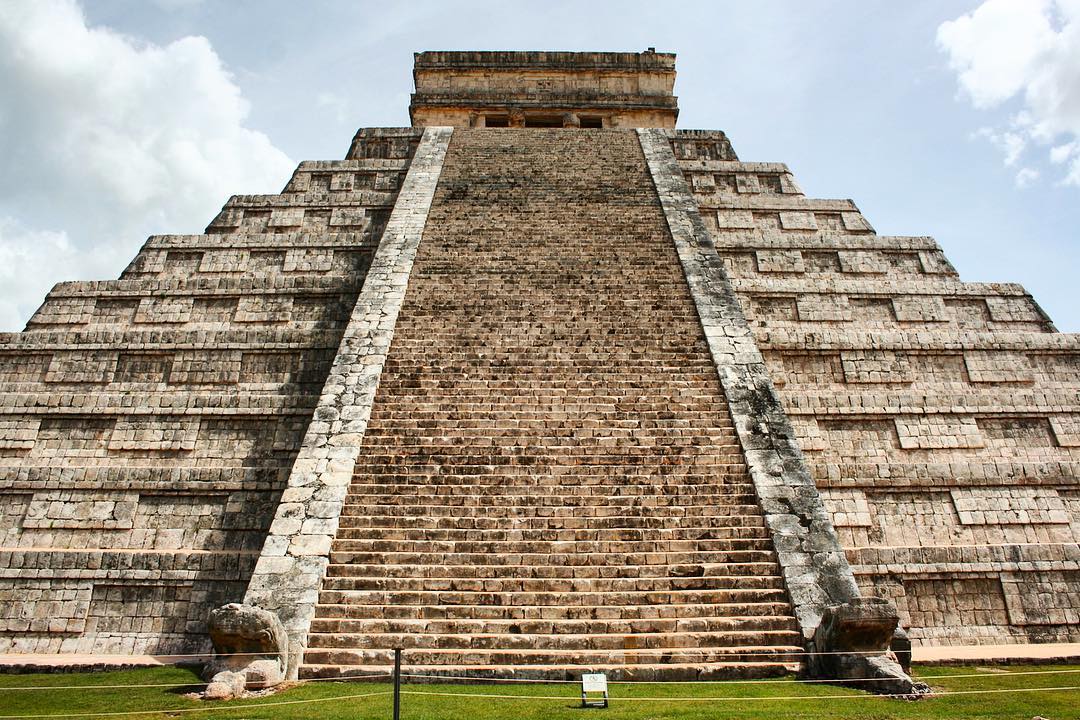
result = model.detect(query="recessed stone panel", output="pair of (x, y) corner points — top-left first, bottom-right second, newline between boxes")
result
(964, 350), (1034, 383)
(23, 490), (139, 530)
(0, 580), (92, 634)
(778, 211), (817, 230)
(755, 249), (804, 273)
(107, 417), (199, 452)
(894, 415), (984, 449)
(951, 488), (1069, 526)
(796, 293), (851, 322)
(45, 351), (116, 384)
(839, 350), (912, 384)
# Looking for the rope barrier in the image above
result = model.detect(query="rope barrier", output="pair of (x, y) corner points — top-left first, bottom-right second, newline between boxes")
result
(397, 665), (1080, 686)
(5, 683), (1076, 717)
(3, 665), (1079, 691)
(0, 670), (394, 691)
(398, 684), (1080, 702)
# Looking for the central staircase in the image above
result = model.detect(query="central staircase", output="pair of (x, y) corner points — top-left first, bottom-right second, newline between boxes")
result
(301, 129), (803, 680)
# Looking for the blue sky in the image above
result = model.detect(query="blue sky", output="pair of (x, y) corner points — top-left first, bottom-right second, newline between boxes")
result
(1, 0), (1078, 330)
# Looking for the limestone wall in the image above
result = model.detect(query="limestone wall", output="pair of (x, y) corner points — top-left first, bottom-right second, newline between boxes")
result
(0, 128), (424, 655)
(673, 132), (1080, 645)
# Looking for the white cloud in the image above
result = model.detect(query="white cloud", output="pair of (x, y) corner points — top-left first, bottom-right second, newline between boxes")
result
(1014, 167), (1040, 188)
(938, 0), (1080, 186)
(0, 0), (294, 330)
(0, 219), (79, 331)
(973, 127), (1027, 166)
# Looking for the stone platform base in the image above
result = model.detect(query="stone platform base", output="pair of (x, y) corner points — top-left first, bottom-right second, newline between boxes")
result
(913, 643), (1080, 665)
(0, 653), (205, 673)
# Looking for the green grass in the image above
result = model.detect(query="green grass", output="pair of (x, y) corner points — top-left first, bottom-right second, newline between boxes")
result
(0, 665), (1077, 719)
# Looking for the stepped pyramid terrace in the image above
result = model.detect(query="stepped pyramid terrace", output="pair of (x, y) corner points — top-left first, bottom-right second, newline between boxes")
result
(0, 50), (1078, 690)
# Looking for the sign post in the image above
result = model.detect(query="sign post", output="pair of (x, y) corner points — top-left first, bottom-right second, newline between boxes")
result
(393, 648), (402, 720)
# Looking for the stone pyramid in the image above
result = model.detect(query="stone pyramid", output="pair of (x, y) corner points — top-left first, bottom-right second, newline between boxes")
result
(0, 50), (1076, 681)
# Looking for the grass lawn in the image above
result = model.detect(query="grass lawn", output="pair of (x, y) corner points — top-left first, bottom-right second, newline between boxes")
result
(0, 664), (1077, 719)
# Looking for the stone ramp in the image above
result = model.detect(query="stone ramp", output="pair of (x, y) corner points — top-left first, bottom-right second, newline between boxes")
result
(302, 128), (802, 680)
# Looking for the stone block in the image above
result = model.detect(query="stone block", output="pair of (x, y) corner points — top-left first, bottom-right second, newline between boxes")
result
(0, 418), (39, 450)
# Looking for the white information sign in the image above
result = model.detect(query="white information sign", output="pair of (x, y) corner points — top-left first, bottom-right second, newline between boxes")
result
(581, 673), (609, 708)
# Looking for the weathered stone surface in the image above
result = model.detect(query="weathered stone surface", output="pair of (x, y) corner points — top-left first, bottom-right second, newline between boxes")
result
(201, 603), (288, 699)
(297, 127), (804, 681)
(203, 670), (246, 700)
(676, 104), (1080, 647)
(0, 128), (424, 656)
(410, 50), (678, 129)
(808, 598), (928, 696)
(639, 127), (860, 642)
(241, 126), (452, 678)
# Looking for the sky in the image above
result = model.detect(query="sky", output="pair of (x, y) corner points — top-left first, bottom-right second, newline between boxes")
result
(0, 0), (1078, 331)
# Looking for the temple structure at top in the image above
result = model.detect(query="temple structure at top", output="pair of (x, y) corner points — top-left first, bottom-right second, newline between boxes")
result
(0, 50), (1077, 686)
(409, 49), (679, 128)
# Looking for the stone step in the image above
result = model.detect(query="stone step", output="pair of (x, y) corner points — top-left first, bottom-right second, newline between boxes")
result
(365, 400), (734, 408)
(315, 578), (790, 600)
(330, 525), (770, 541)
(303, 644), (804, 668)
(300, 660), (796, 681)
(337, 505), (769, 519)
(350, 464), (750, 477)
(349, 448), (746, 459)
(343, 476), (753, 489)
(335, 514), (767, 530)
(372, 375), (728, 387)
(329, 538), (773, 555)
(339, 488), (757, 502)
(302, 128), (797, 678)
(364, 381), (734, 391)
(350, 463), (748, 475)
(326, 550), (777, 567)
(349, 435), (745, 446)
(314, 598), (792, 619)
(308, 615), (800, 637)
(307, 628), (803, 652)
(337, 497), (768, 511)
(323, 562), (782, 580)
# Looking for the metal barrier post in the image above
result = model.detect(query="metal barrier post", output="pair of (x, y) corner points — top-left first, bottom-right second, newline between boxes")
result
(393, 648), (402, 720)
